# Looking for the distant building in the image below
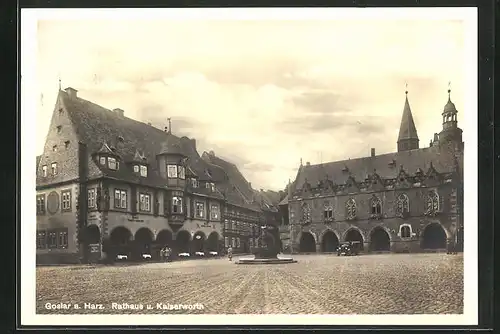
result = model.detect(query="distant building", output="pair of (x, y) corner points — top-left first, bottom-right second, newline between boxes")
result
(35, 87), (280, 264)
(279, 88), (464, 254)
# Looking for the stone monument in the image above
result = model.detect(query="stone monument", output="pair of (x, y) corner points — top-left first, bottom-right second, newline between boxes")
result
(236, 225), (297, 264)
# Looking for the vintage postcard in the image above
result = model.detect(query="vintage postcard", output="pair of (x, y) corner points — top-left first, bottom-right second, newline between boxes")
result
(21, 7), (478, 327)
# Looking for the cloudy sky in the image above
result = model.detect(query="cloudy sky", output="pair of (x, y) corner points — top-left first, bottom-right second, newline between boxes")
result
(36, 14), (468, 191)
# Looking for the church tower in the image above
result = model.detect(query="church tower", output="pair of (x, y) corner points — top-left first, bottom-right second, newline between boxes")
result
(438, 85), (463, 146)
(397, 89), (419, 152)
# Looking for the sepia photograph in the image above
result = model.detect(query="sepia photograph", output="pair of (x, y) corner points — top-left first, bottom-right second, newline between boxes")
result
(21, 7), (478, 326)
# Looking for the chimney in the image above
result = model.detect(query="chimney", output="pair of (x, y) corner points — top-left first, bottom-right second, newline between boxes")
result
(65, 87), (78, 99)
(164, 127), (168, 132)
(248, 182), (252, 189)
(433, 133), (439, 142)
(306, 161), (310, 166)
(113, 108), (124, 117)
(190, 139), (196, 150)
(147, 122), (152, 126)
(371, 148), (375, 157)
(209, 150), (215, 156)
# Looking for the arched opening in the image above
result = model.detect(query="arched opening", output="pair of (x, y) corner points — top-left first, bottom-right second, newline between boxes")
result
(154, 229), (173, 260)
(175, 230), (191, 254)
(299, 232), (316, 253)
(321, 230), (339, 252)
(85, 224), (101, 244)
(84, 225), (101, 262)
(134, 228), (153, 260)
(206, 232), (220, 253)
(192, 231), (206, 254)
(345, 229), (364, 251)
(421, 223), (447, 250)
(109, 226), (132, 258)
(369, 227), (391, 252)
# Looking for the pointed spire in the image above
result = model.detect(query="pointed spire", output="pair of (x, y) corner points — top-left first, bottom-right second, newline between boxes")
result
(448, 81), (451, 101)
(58, 75), (61, 91)
(397, 85), (419, 151)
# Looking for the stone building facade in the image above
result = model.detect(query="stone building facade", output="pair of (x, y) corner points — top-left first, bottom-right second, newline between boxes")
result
(36, 87), (280, 264)
(279, 89), (464, 254)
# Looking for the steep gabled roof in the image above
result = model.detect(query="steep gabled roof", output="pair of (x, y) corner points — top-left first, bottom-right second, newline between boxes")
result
(201, 151), (255, 202)
(36, 155), (41, 170)
(293, 142), (461, 191)
(59, 89), (228, 192)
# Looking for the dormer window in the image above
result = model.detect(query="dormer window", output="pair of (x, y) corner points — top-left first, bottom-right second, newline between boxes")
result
(64, 141), (70, 149)
(167, 165), (178, 178)
(52, 145), (58, 152)
(42, 165), (47, 177)
(51, 163), (58, 176)
(140, 165), (147, 177)
(205, 182), (215, 192)
(191, 178), (199, 188)
(108, 157), (118, 170)
(56, 126), (62, 133)
(134, 165), (139, 173)
(178, 166), (185, 180)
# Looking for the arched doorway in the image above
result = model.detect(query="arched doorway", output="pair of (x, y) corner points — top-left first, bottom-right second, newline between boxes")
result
(109, 226), (132, 258)
(206, 232), (220, 254)
(344, 228), (364, 251)
(369, 227), (391, 252)
(134, 228), (153, 260)
(299, 232), (316, 253)
(192, 231), (206, 254)
(421, 223), (447, 249)
(84, 225), (101, 262)
(175, 230), (191, 254)
(321, 230), (339, 252)
(154, 229), (173, 260)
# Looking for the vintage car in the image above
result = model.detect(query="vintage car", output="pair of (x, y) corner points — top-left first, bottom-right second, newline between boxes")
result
(337, 241), (361, 256)
(178, 252), (190, 258)
(141, 253), (152, 260)
(194, 251), (205, 257)
(208, 251), (218, 257)
(116, 254), (128, 261)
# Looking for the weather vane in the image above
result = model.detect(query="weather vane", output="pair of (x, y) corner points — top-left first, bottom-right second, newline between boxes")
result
(405, 82), (408, 94)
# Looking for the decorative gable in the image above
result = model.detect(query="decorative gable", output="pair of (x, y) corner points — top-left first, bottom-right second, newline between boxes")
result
(395, 165), (411, 189)
(424, 162), (441, 186)
(367, 169), (385, 191)
(345, 174), (359, 193)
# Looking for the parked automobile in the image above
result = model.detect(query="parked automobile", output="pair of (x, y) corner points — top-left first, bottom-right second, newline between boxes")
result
(178, 252), (190, 258)
(195, 251), (205, 257)
(337, 241), (361, 256)
(141, 253), (152, 260)
(208, 251), (218, 257)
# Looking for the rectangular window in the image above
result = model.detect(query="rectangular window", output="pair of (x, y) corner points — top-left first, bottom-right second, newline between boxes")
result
(210, 204), (219, 220)
(249, 238), (253, 248)
(56, 125), (62, 133)
(224, 219), (229, 230)
(205, 182), (210, 189)
(172, 196), (183, 214)
(237, 237), (241, 248)
(167, 165), (178, 178)
(191, 178), (198, 188)
(48, 231), (57, 249)
(61, 190), (72, 211)
(139, 193), (151, 212)
(108, 157), (117, 170)
(178, 166), (185, 179)
(232, 237), (236, 248)
(36, 194), (45, 215)
(64, 141), (70, 149)
(58, 229), (68, 249)
(88, 189), (96, 208)
(99, 157), (106, 165)
(114, 189), (127, 209)
(210, 183), (215, 192)
(36, 231), (46, 249)
(42, 165), (47, 177)
(51, 162), (58, 175)
(133, 165), (139, 173)
(195, 201), (205, 218)
(224, 237), (229, 248)
(140, 165), (148, 177)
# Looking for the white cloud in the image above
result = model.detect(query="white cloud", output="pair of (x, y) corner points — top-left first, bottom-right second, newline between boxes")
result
(36, 17), (467, 191)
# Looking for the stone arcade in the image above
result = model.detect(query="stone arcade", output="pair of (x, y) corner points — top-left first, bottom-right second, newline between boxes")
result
(279, 88), (464, 254)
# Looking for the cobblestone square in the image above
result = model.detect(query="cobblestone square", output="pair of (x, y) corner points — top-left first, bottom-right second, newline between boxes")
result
(36, 253), (463, 315)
